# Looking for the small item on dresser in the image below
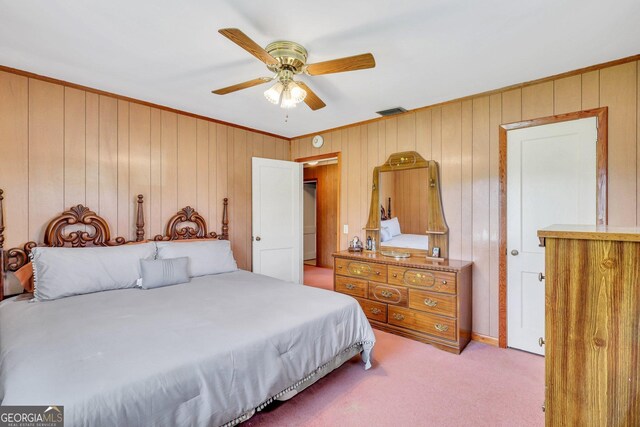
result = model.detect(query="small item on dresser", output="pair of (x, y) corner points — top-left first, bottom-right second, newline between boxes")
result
(371, 240), (376, 252)
(348, 236), (363, 252)
(366, 236), (372, 251)
(431, 247), (440, 258)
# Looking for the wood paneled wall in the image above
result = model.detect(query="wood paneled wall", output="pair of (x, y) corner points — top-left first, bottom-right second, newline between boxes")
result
(292, 60), (640, 339)
(0, 70), (289, 295)
(380, 168), (429, 235)
(303, 163), (339, 268)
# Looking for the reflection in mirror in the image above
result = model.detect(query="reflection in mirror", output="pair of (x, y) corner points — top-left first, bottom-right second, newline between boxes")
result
(379, 168), (429, 251)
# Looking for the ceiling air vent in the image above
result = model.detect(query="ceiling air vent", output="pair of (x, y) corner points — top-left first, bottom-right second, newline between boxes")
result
(376, 107), (407, 117)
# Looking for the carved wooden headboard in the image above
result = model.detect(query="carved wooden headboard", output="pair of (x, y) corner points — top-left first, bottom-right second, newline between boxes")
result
(153, 198), (229, 241)
(0, 192), (230, 300)
(0, 190), (145, 301)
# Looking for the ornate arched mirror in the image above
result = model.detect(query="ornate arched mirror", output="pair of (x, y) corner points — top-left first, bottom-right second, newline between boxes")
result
(364, 151), (449, 261)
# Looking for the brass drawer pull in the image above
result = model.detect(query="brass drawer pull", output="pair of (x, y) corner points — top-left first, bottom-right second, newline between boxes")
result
(441, 280), (447, 285)
(345, 283), (356, 290)
(423, 298), (438, 307)
(370, 308), (382, 315)
(392, 273), (398, 278)
(434, 323), (449, 332)
(392, 313), (405, 321)
(337, 265), (343, 269)
(375, 271), (381, 275)
(380, 290), (393, 298)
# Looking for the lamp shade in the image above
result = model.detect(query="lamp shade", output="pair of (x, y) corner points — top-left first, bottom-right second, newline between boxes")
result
(280, 87), (296, 109)
(264, 81), (284, 104)
(289, 81), (307, 103)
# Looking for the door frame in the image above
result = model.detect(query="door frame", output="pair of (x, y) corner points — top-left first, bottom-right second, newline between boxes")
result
(295, 152), (342, 259)
(303, 178), (319, 263)
(498, 107), (608, 348)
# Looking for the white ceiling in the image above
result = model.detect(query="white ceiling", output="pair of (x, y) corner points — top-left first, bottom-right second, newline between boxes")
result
(1, 0), (638, 138)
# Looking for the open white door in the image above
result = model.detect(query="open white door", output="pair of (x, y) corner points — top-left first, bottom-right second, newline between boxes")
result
(507, 117), (597, 355)
(252, 157), (303, 284)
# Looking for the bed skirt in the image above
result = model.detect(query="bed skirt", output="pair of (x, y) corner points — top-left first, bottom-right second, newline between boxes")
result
(222, 340), (374, 427)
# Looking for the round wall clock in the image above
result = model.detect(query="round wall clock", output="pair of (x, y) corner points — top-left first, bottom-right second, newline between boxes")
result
(312, 135), (324, 148)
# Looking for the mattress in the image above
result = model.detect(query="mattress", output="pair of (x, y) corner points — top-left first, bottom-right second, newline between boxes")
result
(0, 270), (375, 426)
(381, 233), (429, 250)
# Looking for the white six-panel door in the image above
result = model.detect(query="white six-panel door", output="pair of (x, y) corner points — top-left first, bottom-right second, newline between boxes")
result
(252, 157), (303, 284)
(507, 117), (597, 355)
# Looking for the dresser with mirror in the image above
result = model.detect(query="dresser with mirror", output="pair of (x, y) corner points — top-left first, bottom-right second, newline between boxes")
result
(333, 151), (473, 354)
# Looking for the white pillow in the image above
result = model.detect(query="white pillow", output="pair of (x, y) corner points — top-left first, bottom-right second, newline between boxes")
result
(31, 243), (156, 301)
(381, 217), (402, 237)
(380, 227), (393, 242)
(155, 240), (238, 277)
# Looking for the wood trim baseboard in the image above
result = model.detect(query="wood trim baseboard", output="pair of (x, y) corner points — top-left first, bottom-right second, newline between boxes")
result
(498, 107), (608, 348)
(471, 332), (499, 347)
(291, 53), (639, 140)
(0, 64), (290, 141)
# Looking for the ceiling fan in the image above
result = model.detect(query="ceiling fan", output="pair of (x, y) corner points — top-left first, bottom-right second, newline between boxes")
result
(212, 28), (376, 111)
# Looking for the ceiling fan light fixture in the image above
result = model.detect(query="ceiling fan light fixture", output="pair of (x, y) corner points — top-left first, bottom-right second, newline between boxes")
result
(280, 87), (297, 109)
(264, 81), (284, 104)
(289, 81), (307, 103)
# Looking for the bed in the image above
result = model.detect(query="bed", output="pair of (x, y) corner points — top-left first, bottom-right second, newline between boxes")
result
(0, 192), (375, 427)
(379, 217), (429, 251)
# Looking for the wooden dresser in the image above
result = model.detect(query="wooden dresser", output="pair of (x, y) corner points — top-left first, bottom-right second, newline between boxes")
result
(333, 251), (472, 354)
(538, 225), (640, 426)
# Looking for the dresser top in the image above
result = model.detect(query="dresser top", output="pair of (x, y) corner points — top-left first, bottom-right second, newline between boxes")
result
(538, 224), (640, 242)
(333, 250), (472, 272)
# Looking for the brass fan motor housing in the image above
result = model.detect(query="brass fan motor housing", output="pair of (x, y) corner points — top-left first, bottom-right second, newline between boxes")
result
(265, 41), (308, 73)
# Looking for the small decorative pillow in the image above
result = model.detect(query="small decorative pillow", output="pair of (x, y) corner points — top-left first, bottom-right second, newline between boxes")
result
(381, 217), (402, 237)
(31, 242), (156, 301)
(139, 257), (190, 289)
(14, 262), (34, 292)
(155, 239), (238, 277)
(380, 227), (393, 242)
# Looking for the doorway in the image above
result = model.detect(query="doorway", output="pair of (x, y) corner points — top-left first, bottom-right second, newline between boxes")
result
(295, 152), (341, 291)
(303, 180), (317, 266)
(499, 107), (608, 351)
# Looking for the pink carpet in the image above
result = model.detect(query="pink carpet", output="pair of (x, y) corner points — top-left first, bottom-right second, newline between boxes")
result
(244, 266), (545, 426)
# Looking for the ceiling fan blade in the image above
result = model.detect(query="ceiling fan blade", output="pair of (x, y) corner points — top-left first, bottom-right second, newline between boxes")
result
(305, 53), (375, 76)
(297, 82), (326, 111)
(218, 28), (279, 66)
(212, 77), (272, 95)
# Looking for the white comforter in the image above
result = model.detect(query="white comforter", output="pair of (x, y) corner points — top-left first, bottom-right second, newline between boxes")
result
(0, 270), (375, 426)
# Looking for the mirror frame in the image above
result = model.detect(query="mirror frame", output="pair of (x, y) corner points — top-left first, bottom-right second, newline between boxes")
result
(364, 151), (449, 260)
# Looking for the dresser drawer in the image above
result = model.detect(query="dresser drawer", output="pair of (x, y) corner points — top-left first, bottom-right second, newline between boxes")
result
(408, 289), (457, 317)
(388, 266), (456, 294)
(369, 282), (408, 306)
(355, 297), (387, 323)
(335, 276), (368, 298)
(388, 306), (457, 341)
(335, 258), (387, 281)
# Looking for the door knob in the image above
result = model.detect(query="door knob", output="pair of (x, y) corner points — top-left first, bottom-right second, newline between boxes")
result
(538, 273), (545, 282)
(255, 236), (261, 241)
(538, 337), (545, 347)
(510, 249), (519, 256)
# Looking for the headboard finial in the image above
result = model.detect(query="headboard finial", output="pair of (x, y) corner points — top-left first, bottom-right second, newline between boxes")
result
(0, 188), (5, 249)
(135, 194), (145, 242)
(222, 198), (229, 240)
(0, 188), (4, 302)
